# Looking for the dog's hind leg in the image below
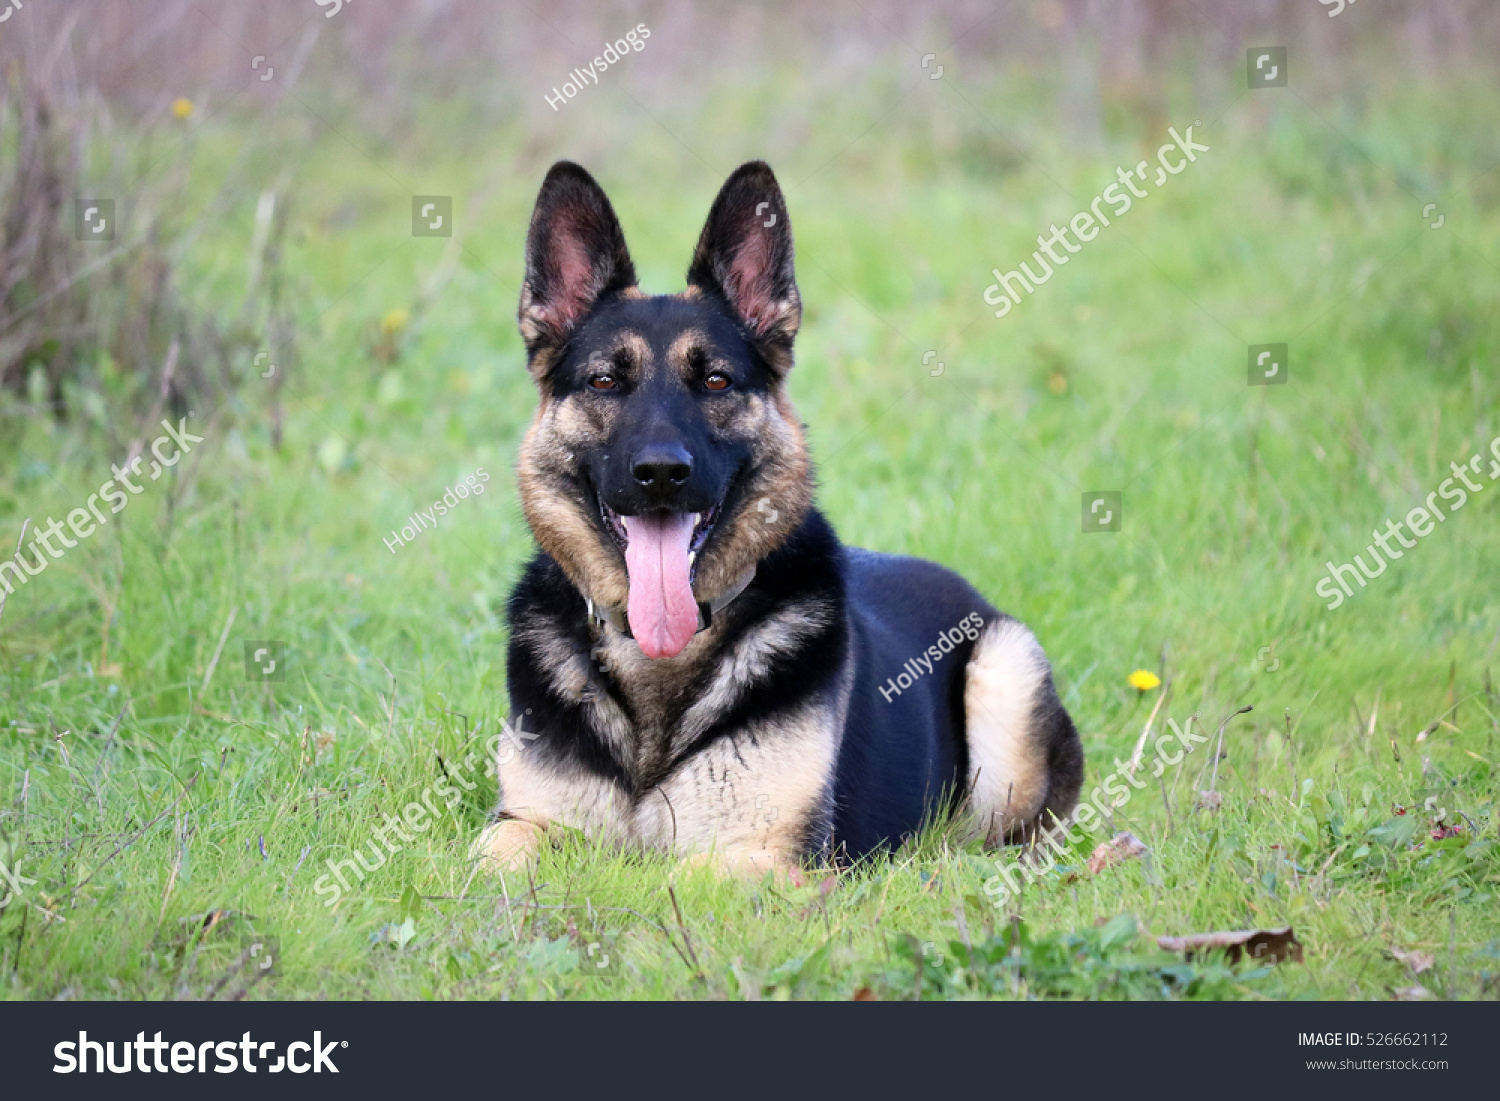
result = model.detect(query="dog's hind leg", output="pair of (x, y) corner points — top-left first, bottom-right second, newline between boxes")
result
(963, 617), (1083, 846)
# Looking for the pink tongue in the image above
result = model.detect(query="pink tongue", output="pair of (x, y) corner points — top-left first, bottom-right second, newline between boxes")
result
(622, 512), (700, 659)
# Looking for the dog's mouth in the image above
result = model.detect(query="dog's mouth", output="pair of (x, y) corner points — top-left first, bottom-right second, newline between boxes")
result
(598, 498), (722, 567)
(594, 491), (727, 660)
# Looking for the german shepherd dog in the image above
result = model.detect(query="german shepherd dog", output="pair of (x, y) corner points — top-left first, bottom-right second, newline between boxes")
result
(472, 161), (1082, 879)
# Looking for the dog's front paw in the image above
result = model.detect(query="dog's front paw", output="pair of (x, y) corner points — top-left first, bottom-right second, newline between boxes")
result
(469, 818), (545, 873)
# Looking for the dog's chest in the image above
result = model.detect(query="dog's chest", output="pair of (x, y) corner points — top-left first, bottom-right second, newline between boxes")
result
(580, 625), (839, 852)
(503, 602), (844, 856)
(593, 628), (710, 784)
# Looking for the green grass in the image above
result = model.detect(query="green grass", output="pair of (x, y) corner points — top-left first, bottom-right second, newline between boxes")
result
(1, 62), (1499, 1001)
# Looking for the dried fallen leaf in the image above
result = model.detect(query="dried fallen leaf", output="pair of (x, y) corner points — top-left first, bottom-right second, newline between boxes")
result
(1088, 831), (1148, 875)
(851, 986), (877, 1001)
(1394, 985), (1431, 1001)
(1390, 947), (1435, 974)
(1156, 925), (1303, 965)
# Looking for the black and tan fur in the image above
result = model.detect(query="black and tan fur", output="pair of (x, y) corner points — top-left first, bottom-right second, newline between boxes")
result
(473, 161), (1083, 879)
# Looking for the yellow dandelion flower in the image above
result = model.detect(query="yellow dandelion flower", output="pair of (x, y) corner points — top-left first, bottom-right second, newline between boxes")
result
(381, 308), (410, 335)
(1127, 669), (1161, 691)
(171, 97), (195, 119)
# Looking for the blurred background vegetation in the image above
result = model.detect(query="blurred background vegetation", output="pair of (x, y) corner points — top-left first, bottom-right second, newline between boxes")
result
(4, 0), (1498, 424)
(1, 0), (1496, 758)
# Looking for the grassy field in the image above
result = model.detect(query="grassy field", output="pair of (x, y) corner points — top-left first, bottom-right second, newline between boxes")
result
(1, 57), (1498, 1000)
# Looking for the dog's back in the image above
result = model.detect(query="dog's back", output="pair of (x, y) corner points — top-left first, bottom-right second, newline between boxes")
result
(832, 548), (982, 855)
(821, 541), (1083, 858)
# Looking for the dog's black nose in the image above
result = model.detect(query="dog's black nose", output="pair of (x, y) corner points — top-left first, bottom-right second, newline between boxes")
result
(631, 444), (693, 490)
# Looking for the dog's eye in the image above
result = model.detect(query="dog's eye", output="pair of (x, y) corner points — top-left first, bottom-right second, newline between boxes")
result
(704, 372), (732, 391)
(588, 374), (618, 391)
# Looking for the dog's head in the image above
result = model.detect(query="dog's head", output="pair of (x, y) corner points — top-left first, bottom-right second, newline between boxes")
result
(515, 161), (813, 659)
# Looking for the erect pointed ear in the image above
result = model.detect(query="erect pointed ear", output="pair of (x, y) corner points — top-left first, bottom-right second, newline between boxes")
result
(518, 161), (637, 359)
(686, 161), (800, 371)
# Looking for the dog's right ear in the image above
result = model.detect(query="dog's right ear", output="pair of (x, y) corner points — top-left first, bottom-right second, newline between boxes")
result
(518, 162), (637, 364)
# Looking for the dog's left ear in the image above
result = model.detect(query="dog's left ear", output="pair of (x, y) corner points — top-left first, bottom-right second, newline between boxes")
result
(686, 161), (800, 371)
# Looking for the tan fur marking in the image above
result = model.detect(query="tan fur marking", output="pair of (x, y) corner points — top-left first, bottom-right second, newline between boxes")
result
(514, 618), (636, 763)
(495, 743), (633, 845)
(517, 404), (631, 609)
(638, 700), (839, 862)
(613, 330), (652, 374)
(522, 344), (559, 389)
(561, 596), (835, 783)
(673, 604), (833, 746)
(691, 387), (812, 603)
(964, 619), (1052, 843)
(666, 329), (712, 379)
(484, 692), (842, 875)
